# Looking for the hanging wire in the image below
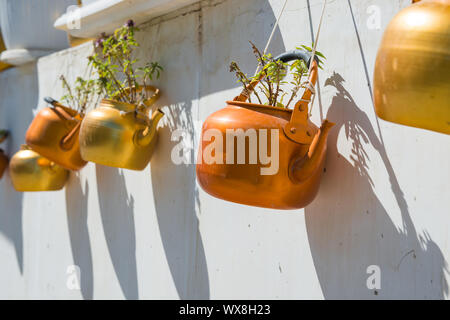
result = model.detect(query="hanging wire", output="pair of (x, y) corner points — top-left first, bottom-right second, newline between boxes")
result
(253, 0), (289, 76)
(308, 0), (327, 116)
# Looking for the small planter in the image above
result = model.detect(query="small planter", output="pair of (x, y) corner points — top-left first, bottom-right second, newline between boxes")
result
(0, 130), (8, 179)
(196, 50), (334, 210)
(9, 145), (69, 192)
(373, 0), (450, 134)
(0, 150), (7, 179)
(25, 98), (86, 171)
(79, 86), (164, 170)
(0, 0), (72, 65)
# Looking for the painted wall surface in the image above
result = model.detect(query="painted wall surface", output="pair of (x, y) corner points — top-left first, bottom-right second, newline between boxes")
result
(0, 0), (449, 299)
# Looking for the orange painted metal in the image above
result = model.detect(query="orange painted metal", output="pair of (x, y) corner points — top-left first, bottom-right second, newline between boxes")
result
(0, 130), (8, 179)
(25, 99), (87, 171)
(196, 52), (334, 210)
(0, 149), (7, 179)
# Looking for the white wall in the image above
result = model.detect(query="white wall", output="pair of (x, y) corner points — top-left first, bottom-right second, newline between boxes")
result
(0, 0), (449, 299)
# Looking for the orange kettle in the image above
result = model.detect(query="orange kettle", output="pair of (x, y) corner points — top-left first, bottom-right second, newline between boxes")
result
(25, 97), (87, 171)
(0, 130), (8, 179)
(196, 50), (334, 210)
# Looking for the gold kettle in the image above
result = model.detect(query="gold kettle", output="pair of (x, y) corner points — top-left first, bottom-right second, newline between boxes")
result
(79, 85), (164, 170)
(373, 0), (450, 134)
(9, 145), (69, 192)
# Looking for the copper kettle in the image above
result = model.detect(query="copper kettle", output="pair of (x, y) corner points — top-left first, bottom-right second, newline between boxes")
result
(373, 0), (450, 134)
(196, 50), (334, 210)
(25, 97), (87, 171)
(0, 130), (8, 179)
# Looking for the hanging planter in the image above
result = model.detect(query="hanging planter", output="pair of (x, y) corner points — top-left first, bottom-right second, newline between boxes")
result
(25, 74), (101, 171)
(0, 150), (7, 179)
(9, 145), (69, 192)
(80, 86), (164, 170)
(0, 130), (9, 179)
(196, 47), (334, 210)
(373, 0), (450, 134)
(79, 20), (165, 170)
(25, 97), (86, 171)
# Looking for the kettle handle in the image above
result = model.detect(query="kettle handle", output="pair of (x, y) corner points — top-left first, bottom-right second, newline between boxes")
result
(233, 49), (319, 144)
(44, 97), (82, 151)
(44, 97), (78, 121)
(113, 85), (161, 113)
(60, 121), (82, 151)
(233, 49), (318, 102)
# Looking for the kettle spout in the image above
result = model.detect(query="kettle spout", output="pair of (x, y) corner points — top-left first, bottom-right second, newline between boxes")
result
(291, 120), (335, 183)
(135, 109), (165, 147)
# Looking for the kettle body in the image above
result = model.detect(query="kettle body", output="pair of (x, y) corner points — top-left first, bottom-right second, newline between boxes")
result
(197, 101), (333, 209)
(373, 0), (450, 134)
(25, 103), (86, 171)
(79, 87), (164, 171)
(9, 146), (69, 192)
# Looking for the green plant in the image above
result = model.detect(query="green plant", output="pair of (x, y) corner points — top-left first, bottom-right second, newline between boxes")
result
(88, 20), (163, 109)
(60, 74), (102, 115)
(230, 42), (325, 108)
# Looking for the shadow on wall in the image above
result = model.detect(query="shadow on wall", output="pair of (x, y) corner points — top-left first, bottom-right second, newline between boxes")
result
(96, 165), (138, 299)
(65, 173), (93, 300)
(151, 102), (209, 299)
(305, 72), (448, 299)
(149, 0), (286, 299)
(0, 64), (39, 275)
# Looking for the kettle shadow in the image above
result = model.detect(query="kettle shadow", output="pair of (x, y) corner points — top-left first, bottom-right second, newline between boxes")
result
(96, 165), (139, 299)
(0, 176), (23, 274)
(0, 63), (39, 275)
(151, 102), (210, 299)
(65, 173), (93, 299)
(305, 72), (449, 299)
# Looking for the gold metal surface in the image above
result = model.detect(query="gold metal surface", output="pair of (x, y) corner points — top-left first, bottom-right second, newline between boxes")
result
(9, 146), (69, 192)
(79, 86), (164, 170)
(374, 0), (450, 134)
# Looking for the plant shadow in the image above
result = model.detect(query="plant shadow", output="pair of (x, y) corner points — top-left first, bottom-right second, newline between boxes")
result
(96, 164), (139, 299)
(65, 173), (93, 299)
(305, 72), (448, 299)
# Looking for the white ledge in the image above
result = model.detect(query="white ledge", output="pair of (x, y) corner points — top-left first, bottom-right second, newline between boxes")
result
(54, 0), (199, 39)
(0, 49), (55, 66)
